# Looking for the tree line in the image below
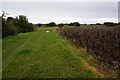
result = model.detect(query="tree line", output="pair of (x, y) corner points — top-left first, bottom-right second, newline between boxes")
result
(1, 11), (34, 38)
(37, 22), (120, 28)
(37, 22), (80, 27)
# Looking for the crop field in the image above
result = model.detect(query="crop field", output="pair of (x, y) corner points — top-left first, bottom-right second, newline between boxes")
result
(58, 26), (120, 77)
(2, 27), (101, 78)
(2, 2), (120, 79)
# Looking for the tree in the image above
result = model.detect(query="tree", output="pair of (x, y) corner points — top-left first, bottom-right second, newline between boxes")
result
(46, 24), (49, 27)
(73, 22), (80, 27)
(49, 22), (56, 27)
(2, 18), (17, 37)
(6, 17), (14, 23)
(58, 23), (64, 27)
(1, 12), (34, 37)
(69, 23), (74, 26)
(38, 23), (41, 27)
(96, 23), (102, 25)
(104, 22), (117, 26)
(15, 15), (34, 33)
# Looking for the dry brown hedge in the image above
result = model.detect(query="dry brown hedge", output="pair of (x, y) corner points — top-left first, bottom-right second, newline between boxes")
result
(58, 27), (120, 66)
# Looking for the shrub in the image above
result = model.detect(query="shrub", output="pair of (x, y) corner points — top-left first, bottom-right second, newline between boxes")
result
(15, 15), (34, 33)
(96, 23), (102, 25)
(2, 12), (34, 37)
(69, 23), (74, 26)
(6, 17), (14, 23)
(49, 22), (56, 27)
(58, 23), (64, 27)
(58, 27), (120, 66)
(38, 23), (41, 27)
(73, 22), (80, 27)
(46, 24), (49, 27)
(2, 18), (17, 37)
(104, 22), (117, 26)
(26, 23), (34, 32)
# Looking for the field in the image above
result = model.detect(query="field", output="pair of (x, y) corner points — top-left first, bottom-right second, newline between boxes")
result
(58, 27), (120, 64)
(3, 27), (100, 78)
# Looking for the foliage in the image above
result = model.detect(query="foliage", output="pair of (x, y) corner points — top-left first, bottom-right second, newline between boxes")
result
(2, 18), (17, 37)
(38, 23), (41, 27)
(96, 23), (102, 25)
(68, 22), (80, 27)
(15, 15), (34, 33)
(6, 17), (14, 23)
(118, 22), (120, 25)
(2, 13), (34, 37)
(58, 27), (120, 66)
(48, 22), (56, 27)
(69, 23), (74, 26)
(104, 22), (117, 26)
(46, 24), (49, 27)
(73, 22), (80, 27)
(58, 23), (64, 27)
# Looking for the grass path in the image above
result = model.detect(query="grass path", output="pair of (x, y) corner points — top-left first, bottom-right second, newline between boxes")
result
(2, 27), (100, 78)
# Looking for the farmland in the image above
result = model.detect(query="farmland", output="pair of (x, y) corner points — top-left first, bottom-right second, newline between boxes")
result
(3, 27), (101, 78)
(58, 27), (120, 64)
(1, 2), (119, 78)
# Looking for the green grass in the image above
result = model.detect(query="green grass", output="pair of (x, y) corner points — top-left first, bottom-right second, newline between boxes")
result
(2, 27), (100, 78)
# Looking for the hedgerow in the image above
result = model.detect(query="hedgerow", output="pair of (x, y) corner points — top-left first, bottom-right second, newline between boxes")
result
(58, 27), (120, 67)
(2, 15), (34, 37)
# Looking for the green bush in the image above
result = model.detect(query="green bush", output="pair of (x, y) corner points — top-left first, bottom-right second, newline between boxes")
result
(2, 13), (34, 37)
(73, 22), (80, 27)
(38, 23), (41, 27)
(49, 22), (56, 27)
(69, 23), (74, 26)
(104, 22), (117, 26)
(15, 15), (34, 33)
(2, 18), (17, 37)
(58, 23), (64, 27)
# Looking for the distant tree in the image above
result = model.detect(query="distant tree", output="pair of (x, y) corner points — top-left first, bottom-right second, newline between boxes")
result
(73, 22), (80, 27)
(96, 23), (102, 25)
(65, 23), (69, 26)
(90, 24), (94, 25)
(46, 24), (49, 27)
(49, 22), (56, 27)
(104, 22), (117, 26)
(69, 23), (74, 26)
(58, 23), (64, 27)
(38, 23), (41, 27)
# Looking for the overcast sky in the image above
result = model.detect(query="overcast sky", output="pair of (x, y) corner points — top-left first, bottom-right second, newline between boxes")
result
(1, 0), (120, 2)
(1, 1), (119, 24)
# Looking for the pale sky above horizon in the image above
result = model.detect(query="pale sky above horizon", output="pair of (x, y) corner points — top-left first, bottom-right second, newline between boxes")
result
(1, 0), (120, 2)
(1, 1), (119, 24)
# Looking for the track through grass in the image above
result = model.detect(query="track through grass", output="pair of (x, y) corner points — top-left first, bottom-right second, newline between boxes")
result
(2, 27), (100, 78)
